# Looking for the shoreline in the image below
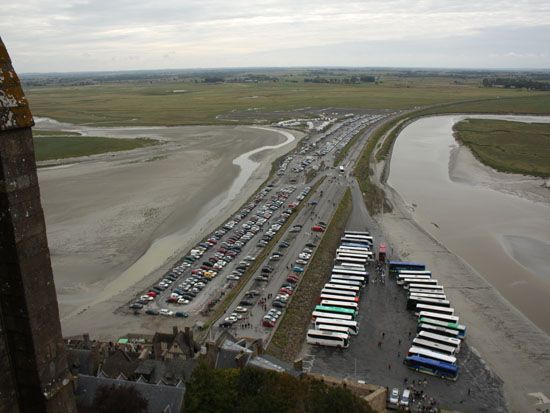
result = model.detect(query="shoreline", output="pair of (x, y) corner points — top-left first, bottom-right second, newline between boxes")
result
(375, 115), (550, 412)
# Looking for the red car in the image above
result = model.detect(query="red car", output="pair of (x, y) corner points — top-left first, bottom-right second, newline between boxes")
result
(262, 319), (275, 328)
(147, 291), (157, 297)
(311, 226), (325, 232)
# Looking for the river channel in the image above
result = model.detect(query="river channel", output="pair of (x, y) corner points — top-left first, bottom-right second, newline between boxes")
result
(387, 115), (550, 335)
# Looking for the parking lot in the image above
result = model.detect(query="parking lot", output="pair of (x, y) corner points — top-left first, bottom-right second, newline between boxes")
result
(302, 183), (507, 412)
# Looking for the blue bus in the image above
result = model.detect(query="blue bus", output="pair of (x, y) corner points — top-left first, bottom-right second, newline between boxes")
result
(404, 354), (458, 381)
(389, 261), (426, 274)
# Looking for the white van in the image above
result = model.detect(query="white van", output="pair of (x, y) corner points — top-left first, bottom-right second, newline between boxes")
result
(399, 389), (410, 408)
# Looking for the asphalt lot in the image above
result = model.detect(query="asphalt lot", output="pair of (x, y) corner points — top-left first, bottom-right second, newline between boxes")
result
(303, 182), (507, 412)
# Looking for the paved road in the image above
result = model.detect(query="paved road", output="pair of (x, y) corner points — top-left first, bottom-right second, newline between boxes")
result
(302, 179), (507, 412)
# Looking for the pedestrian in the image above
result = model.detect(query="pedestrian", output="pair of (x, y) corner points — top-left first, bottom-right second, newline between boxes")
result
(408, 331), (412, 338)
(398, 338), (402, 345)
(388, 363), (391, 371)
(468, 388), (471, 396)
(397, 351), (401, 358)
(377, 341), (382, 348)
(382, 332), (385, 339)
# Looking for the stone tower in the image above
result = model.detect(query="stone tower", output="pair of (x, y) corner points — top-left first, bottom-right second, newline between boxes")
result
(0, 38), (76, 412)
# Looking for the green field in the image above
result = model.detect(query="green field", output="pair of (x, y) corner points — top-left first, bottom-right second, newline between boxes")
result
(25, 78), (542, 126)
(34, 133), (158, 161)
(453, 119), (550, 177)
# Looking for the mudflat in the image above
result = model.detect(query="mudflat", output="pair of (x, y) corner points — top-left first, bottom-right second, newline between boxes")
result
(36, 124), (300, 328)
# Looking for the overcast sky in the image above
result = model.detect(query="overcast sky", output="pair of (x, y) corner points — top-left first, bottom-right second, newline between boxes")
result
(2, 0), (550, 73)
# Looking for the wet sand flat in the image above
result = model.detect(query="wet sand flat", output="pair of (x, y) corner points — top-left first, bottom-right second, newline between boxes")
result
(37, 124), (299, 322)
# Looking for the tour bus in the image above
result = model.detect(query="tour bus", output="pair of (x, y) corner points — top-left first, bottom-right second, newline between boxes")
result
(317, 324), (355, 336)
(412, 338), (457, 356)
(417, 311), (459, 325)
(408, 292), (447, 300)
(404, 354), (458, 381)
(314, 317), (359, 335)
(397, 270), (432, 277)
(415, 303), (454, 316)
(306, 329), (349, 348)
(314, 305), (357, 320)
(329, 278), (364, 288)
(340, 242), (373, 251)
(418, 317), (467, 338)
(342, 233), (374, 243)
(418, 323), (461, 340)
(403, 279), (439, 290)
(332, 268), (368, 278)
(319, 294), (359, 303)
(312, 311), (353, 321)
(337, 250), (373, 259)
(335, 258), (368, 267)
(331, 274), (367, 287)
(320, 300), (359, 313)
(389, 261), (426, 274)
(397, 274), (431, 285)
(344, 230), (370, 236)
(408, 284), (444, 292)
(337, 246), (371, 254)
(408, 297), (451, 311)
(324, 283), (361, 294)
(341, 237), (372, 248)
(407, 346), (457, 365)
(321, 288), (358, 298)
(409, 287), (445, 295)
(417, 331), (461, 353)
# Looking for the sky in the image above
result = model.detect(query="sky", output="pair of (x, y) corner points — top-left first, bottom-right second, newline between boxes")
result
(2, 0), (550, 73)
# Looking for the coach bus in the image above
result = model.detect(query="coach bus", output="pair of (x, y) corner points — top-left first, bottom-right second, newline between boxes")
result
(418, 317), (466, 338)
(331, 274), (367, 287)
(407, 346), (457, 365)
(404, 354), (458, 381)
(341, 237), (372, 247)
(403, 279), (439, 290)
(409, 292), (447, 300)
(306, 329), (349, 348)
(314, 305), (357, 320)
(328, 278), (364, 288)
(397, 274), (431, 285)
(337, 246), (371, 254)
(335, 257), (368, 267)
(342, 233), (374, 243)
(417, 331), (461, 353)
(409, 287), (445, 295)
(344, 230), (371, 236)
(321, 288), (358, 298)
(397, 270), (432, 277)
(320, 300), (359, 313)
(408, 284), (444, 292)
(418, 311), (459, 325)
(324, 283), (361, 294)
(314, 317), (359, 335)
(412, 338), (457, 356)
(312, 311), (353, 321)
(389, 261), (426, 274)
(416, 303), (453, 315)
(408, 297), (451, 311)
(319, 294), (360, 303)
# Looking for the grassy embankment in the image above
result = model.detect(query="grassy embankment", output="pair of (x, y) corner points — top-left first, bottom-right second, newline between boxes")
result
(267, 189), (352, 362)
(26, 79), (538, 126)
(33, 130), (157, 161)
(353, 94), (550, 214)
(204, 177), (325, 329)
(453, 119), (550, 177)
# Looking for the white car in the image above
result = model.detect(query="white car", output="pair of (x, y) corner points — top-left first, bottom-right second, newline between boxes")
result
(178, 298), (190, 305)
(234, 306), (248, 313)
(159, 309), (174, 316)
(389, 388), (399, 405)
(225, 315), (238, 323)
(140, 295), (154, 301)
(298, 253), (311, 260)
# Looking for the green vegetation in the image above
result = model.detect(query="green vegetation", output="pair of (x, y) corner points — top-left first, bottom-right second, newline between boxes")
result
(33, 135), (158, 161)
(453, 119), (550, 177)
(184, 363), (373, 413)
(268, 189), (352, 362)
(26, 78), (539, 126)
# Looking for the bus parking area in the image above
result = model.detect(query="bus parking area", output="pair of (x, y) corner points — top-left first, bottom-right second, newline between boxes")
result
(302, 184), (507, 412)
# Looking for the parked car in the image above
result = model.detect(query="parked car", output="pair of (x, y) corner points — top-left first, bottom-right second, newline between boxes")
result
(145, 309), (159, 316)
(399, 389), (410, 408)
(129, 303), (143, 310)
(175, 311), (189, 318)
(389, 388), (399, 406)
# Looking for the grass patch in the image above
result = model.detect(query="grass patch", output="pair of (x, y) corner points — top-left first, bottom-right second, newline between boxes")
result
(33, 135), (158, 161)
(453, 119), (550, 177)
(25, 80), (541, 126)
(205, 177), (325, 328)
(267, 188), (352, 362)
(34, 129), (80, 137)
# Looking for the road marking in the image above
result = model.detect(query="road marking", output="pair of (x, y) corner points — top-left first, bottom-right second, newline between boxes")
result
(527, 392), (550, 405)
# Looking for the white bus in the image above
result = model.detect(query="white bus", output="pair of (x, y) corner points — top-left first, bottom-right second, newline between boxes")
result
(314, 317), (359, 335)
(408, 346), (457, 365)
(319, 294), (359, 303)
(324, 283), (361, 293)
(415, 303), (454, 315)
(397, 270), (432, 277)
(403, 279), (440, 289)
(397, 274), (431, 285)
(335, 258), (367, 267)
(307, 329), (349, 348)
(417, 331), (461, 353)
(337, 246), (371, 254)
(418, 323), (461, 340)
(321, 288), (358, 298)
(418, 311), (459, 324)
(312, 311), (353, 321)
(412, 338), (457, 356)
(331, 274), (366, 286)
(344, 231), (371, 237)
(332, 267), (368, 277)
(337, 252), (373, 261)
(409, 287), (445, 295)
(408, 284), (444, 292)
(329, 278), (364, 288)
(409, 292), (447, 300)
(408, 297), (451, 311)
(317, 324), (354, 335)
(337, 248), (372, 257)
(342, 234), (374, 244)
(341, 237), (372, 247)
(320, 300), (359, 312)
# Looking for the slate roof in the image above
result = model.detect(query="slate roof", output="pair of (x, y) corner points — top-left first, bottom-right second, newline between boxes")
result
(215, 339), (253, 369)
(76, 374), (185, 413)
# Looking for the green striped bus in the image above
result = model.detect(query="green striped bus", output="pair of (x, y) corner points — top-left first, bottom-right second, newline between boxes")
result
(314, 305), (357, 320)
(418, 317), (466, 339)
